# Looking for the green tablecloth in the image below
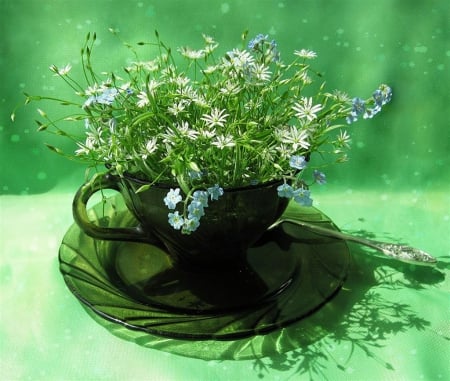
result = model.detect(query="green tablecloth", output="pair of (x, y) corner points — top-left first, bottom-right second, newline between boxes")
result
(1, 189), (449, 380)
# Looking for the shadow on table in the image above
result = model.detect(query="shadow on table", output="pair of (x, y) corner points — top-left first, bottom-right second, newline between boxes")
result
(81, 230), (447, 379)
(247, 241), (447, 379)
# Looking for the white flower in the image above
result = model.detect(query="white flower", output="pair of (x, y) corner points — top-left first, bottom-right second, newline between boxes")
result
(162, 122), (199, 144)
(168, 101), (187, 116)
(294, 49), (317, 59)
(202, 34), (216, 45)
(335, 130), (351, 149)
(251, 63), (271, 82)
(222, 49), (254, 74)
(296, 70), (312, 85)
(211, 134), (235, 149)
(178, 46), (205, 60)
(141, 138), (158, 159)
(146, 138), (158, 153)
(127, 60), (159, 72)
(75, 136), (95, 155)
(136, 91), (149, 108)
(277, 125), (310, 151)
(202, 65), (219, 74)
(198, 128), (216, 139)
(176, 121), (199, 140)
(147, 79), (160, 95)
(201, 108), (229, 128)
(173, 75), (190, 87)
(119, 82), (132, 92)
(219, 81), (241, 96)
(50, 64), (72, 76)
(192, 94), (209, 108)
(275, 143), (293, 159)
(84, 83), (102, 96)
(293, 97), (323, 121)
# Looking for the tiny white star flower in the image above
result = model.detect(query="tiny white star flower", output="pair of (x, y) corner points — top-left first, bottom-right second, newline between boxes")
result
(293, 97), (323, 121)
(136, 91), (149, 108)
(211, 134), (235, 149)
(142, 137), (158, 159)
(176, 121), (199, 140)
(173, 75), (190, 87)
(168, 101), (187, 116)
(277, 125), (310, 151)
(147, 79), (160, 96)
(294, 49), (317, 59)
(202, 65), (219, 74)
(178, 46), (205, 60)
(75, 136), (96, 155)
(51, 64), (72, 76)
(219, 81), (241, 96)
(335, 130), (351, 148)
(145, 138), (158, 153)
(202, 34), (215, 45)
(251, 63), (271, 82)
(222, 49), (254, 74)
(201, 108), (229, 128)
(198, 128), (216, 139)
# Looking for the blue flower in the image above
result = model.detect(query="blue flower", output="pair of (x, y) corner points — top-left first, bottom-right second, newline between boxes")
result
(289, 155), (307, 170)
(96, 88), (118, 105)
(269, 39), (280, 62)
(248, 34), (268, 50)
(187, 200), (205, 219)
(293, 188), (313, 206)
(373, 85), (392, 106)
(346, 114), (357, 124)
(83, 96), (97, 108)
(192, 190), (209, 207)
(168, 211), (184, 230)
(207, 184), (224, 201)
(346, 97), (366, 124)
(163, 188), (182, 209)
(188, 170), (203, 180)
(313, 170), (326, 185)
(365, 85), (392, 119)
(363, 106), (381, 119)
(347, 85), (392, 124)
(83, 88), (119, 108)
(372, 89), (384, 107)
(183, 217), (200, 233)
(277, 183), (294, 198)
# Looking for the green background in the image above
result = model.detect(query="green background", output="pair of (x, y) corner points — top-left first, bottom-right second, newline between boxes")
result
(1, 1), (449, 380)
(2, 0), (449, 194)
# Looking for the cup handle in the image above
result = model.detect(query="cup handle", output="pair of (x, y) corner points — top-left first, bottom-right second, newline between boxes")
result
(72, 172), (152, 243)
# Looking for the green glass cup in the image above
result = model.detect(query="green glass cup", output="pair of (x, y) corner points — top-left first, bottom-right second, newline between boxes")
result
(72, 172), (289, 269)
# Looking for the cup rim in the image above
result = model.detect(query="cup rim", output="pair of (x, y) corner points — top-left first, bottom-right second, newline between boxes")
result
(118, 170), (285, 193)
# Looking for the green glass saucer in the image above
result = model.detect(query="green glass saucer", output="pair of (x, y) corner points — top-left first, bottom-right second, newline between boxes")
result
(59, 196), (350, 340)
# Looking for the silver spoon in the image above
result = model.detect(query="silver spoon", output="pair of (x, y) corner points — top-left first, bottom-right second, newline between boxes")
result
(268, 218), (437, 267)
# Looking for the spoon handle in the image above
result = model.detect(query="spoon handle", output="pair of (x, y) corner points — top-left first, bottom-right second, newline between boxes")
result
(270, 218), (437, 267)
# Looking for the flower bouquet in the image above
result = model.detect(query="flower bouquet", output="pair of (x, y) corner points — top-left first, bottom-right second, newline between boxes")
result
(28, 31), (391, 236)
(22, 31), (397, 338)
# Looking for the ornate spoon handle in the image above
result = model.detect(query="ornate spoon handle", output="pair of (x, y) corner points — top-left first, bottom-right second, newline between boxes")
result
(269, 218), (437, 267)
